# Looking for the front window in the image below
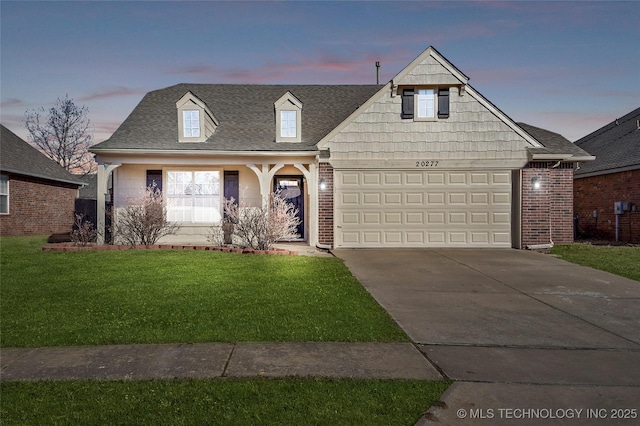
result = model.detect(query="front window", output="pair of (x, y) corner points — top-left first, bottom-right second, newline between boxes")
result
(166, 171), (220, 222)
(280, 110), (297, 138)
(183, 110), (200, 138)
(0, 175), (8, 214)
(417, 89), (435, 119)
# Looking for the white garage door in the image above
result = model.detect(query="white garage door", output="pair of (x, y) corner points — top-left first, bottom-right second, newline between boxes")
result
(334, 170), (512, 248)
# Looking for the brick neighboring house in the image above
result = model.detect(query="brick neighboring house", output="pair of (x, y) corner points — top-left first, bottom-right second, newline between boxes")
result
(90, 46), (594, 249)
(573, 107), (640, 243)
(0, 124), (84, 236)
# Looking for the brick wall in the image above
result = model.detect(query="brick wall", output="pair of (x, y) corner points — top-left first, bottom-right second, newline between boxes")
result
(574, 169), (640, 243)
(521, 163), (574, 247)
(0, 174), (78, 236)
(318, 163), (334, 247)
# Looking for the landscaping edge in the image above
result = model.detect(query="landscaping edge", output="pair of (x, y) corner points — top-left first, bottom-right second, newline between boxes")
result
(42, 243), (297, 255)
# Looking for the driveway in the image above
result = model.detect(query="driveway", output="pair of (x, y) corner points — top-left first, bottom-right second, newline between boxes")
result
(334, 249), (640, 425)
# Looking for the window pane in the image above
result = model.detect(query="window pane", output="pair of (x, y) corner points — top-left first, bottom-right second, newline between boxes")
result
(417, 89), (435, 118)
(166, 171), (220, 222)
(281, 110), (296, 137)
(0, 195), (7, 214)
(183, 110), (200, 138)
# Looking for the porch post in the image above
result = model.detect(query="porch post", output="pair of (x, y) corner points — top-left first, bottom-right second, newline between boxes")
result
(96, 163), (120, 244)
(247, 163), (284, 208)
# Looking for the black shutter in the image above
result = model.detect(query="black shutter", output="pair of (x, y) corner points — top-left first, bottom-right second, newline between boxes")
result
(146, 170), (162, 192)
(224, 171), (239, 203)
(401, 89), (414, 119)
(438, 88), (450, 119)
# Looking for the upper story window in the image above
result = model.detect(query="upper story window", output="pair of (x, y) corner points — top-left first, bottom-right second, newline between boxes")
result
(183, 110), (200, 138)
(176, 91), (218, 143)
(280, 111), (297, 138)
(0, 175), (8, 214)
(401, 87), (450, 121)
(274, 91), (302, 143)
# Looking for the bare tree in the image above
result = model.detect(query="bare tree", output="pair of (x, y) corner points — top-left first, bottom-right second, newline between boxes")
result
(25, 95), (96, 173)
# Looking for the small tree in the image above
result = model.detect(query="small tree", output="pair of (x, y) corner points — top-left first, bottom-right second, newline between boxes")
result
(222, 192), (301, 250)
(112, 184), (180, 246)
(25, 95), (96, 174)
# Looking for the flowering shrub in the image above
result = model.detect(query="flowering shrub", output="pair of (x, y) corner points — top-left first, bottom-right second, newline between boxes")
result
(112, 184), (180, 246)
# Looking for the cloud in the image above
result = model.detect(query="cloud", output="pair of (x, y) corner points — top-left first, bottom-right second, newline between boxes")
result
(78, 87), (143, 102)
(0, 98), (25, 108)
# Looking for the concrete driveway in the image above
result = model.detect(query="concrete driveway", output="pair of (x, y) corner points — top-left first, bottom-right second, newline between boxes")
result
(334, 249), (640, 425)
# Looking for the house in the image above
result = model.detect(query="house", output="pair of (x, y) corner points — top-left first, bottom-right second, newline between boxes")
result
(90, 46), (593, 249)
(573, 107), (640, 242)
(0, 124), (84, 236)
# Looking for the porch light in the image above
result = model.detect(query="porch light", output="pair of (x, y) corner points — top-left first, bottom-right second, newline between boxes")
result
(319, 178), (327, 191)
(532, 176), (541, 190)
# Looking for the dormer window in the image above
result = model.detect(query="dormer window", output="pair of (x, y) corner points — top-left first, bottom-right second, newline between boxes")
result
(176, 91), (218, 143)
(183, 110), (201, 138)
(275, 92), (302, 143)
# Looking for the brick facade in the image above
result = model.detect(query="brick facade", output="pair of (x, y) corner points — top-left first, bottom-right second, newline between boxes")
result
(317, 163), (334, 247)
(574, 169), (640, 243)
(521, 162), (574, 247)
(0, 174), (78, 236)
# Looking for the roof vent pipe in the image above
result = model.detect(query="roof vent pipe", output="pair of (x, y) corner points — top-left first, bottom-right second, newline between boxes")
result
(376, 61), (380, 85)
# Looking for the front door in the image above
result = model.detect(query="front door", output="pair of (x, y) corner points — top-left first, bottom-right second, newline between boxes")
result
(274, 176), (304, 239)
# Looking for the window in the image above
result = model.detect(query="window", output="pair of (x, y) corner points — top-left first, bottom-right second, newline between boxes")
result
(280, 111), (297, 138)
(417, 89), (435, 119)
(0, 175), (8, 214)
(183, 110), (200, 138)
(166, 171), (220, 223)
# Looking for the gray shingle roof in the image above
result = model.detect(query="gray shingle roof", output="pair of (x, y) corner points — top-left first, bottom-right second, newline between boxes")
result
(1, 124), (84, 186)
(91, 84), (382, 152)
(574, 107), (640, 176)
(518, 123), (592, 159)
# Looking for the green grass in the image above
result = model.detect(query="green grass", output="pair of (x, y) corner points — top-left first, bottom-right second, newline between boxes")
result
(0, 378), (450, 426)
(1, 236), (408, 347)
(551, 244), (640, 282)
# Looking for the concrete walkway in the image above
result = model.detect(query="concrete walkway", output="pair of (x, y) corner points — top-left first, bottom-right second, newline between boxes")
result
(0, 342), (440, 381)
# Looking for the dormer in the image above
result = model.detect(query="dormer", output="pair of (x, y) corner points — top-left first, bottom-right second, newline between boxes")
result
(274, 91), (302, 143)
(176, 91), (218, 143)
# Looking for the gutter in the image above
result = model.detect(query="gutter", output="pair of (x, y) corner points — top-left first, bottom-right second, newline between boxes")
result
(90, 148), (320, 157)
(0, 167), (85, 187)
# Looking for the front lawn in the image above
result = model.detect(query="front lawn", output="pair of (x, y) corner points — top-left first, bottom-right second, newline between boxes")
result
(551, 244), (640, 281)
(1, 378), (450, 425)
(0, 236), (408, 347)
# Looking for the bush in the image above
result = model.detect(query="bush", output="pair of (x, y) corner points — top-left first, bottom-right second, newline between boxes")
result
(70, 213), (97, 247)
(219, 192), (300, 250)
(112, 184), (180, 246)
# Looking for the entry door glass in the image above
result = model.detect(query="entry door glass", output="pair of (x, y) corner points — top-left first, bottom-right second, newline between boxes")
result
(274, 176), (304, 239)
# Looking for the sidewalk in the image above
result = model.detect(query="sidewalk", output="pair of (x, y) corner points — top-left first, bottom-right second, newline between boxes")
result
(0, 342), (442, 381)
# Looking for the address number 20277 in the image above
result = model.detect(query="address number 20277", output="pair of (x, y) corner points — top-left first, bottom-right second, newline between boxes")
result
(416, 160), (439, 167)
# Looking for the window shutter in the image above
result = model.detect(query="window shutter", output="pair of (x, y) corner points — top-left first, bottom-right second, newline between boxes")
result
(438, 88), (450, 119)
(401, 89), (414, 119)
(146, 170), (163, 192)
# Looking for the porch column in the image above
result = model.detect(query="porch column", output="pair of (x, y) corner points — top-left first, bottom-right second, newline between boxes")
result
(247, 163), (284, 208)
(96, 163), (120, 244)
(293, 163), (317, 247)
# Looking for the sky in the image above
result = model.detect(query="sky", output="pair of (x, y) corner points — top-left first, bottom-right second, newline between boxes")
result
(1, 1), (639, 145)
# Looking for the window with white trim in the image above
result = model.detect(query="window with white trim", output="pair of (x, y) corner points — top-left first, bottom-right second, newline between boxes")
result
(416, 89), (435, 119)
(166, 171), (220, 223)
(280, 110), (297, 138)
(0, 175), (8, 214)
(183, 110), (200, 138)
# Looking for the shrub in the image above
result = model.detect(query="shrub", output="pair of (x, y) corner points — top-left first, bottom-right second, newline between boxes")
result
(112, 184), (180, 246)
(70, 213), (97, 247)
(221, 192), (300, 250)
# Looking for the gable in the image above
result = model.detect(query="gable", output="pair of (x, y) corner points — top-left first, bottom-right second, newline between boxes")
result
(318, 46), (541, 168)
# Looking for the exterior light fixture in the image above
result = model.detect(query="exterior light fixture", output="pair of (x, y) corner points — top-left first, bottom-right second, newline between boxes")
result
(319, 178), (327, 191)
(532, 176), (541, 190)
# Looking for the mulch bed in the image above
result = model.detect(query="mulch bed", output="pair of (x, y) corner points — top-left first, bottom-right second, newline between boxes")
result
(41, 243), (296, 255)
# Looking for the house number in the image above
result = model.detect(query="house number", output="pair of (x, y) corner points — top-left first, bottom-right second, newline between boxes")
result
(416, 160), (439, 167)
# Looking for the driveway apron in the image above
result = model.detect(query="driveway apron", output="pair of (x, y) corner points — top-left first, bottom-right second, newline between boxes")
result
(334, 248), (640, 425)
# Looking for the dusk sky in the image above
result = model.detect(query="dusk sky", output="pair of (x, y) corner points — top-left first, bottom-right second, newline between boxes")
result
(1, 1), (638, 145)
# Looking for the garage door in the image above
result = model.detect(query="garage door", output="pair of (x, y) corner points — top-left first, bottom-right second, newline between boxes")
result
(334, 170), (512, 248)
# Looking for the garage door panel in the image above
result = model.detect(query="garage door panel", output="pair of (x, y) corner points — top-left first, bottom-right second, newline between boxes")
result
(335, 170), (511, 248)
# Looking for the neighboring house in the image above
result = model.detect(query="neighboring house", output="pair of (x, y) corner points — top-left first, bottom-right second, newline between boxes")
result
(0, 124), (84, 236)
(90, 46), (593, 249)
(573, 107), (640, 243)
